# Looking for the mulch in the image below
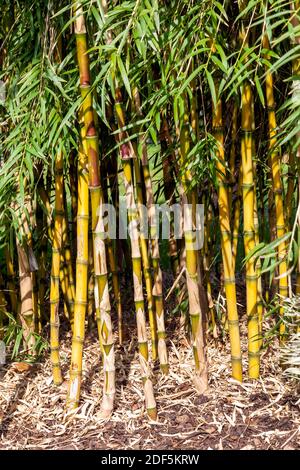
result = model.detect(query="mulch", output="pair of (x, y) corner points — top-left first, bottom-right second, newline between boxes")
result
(0, 325), (299, 450)
(0, 273), (299, 450)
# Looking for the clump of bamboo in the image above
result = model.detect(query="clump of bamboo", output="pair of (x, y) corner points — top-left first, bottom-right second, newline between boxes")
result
(132, 152), (158, 361)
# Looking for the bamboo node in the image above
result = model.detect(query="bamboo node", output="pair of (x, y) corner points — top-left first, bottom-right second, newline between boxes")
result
(76, 259), (89, 266)
(245, 274), (258, 281)
(224, 277), (236, 285)
(231, 355), (243, 362)
(74, 300), (88, 306)
(69, 370), (82, 377)
(72, 337), (84, 345)
(51, 362), (61, 367)
(240, 129), (254, 135)
(88, 185), (101, 191)
(248, 351), (260, 358)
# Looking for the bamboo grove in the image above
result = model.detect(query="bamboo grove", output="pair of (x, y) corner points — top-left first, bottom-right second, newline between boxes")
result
(0, 0), (300, 419)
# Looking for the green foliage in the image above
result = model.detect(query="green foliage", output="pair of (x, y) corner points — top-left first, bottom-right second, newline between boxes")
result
(280, 296), (300, 380)
(0, 0), (300, 353)
(3, 312), (48, 360)
(1, 0), (298, 209)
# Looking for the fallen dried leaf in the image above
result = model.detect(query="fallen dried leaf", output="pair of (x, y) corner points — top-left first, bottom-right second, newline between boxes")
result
(12, 362), (32, 373)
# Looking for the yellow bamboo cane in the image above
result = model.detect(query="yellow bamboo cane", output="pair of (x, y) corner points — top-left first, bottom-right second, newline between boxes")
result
(178, 96), (208, 392)
(263, 34), (289, 340)
(241, 82), (260, 378)
(114, 85), (157, 419)
(87, 233), (95, 328)
(212, 90), (243, 381)
(94, 106), (123, 343)
(37, 213), (47, 329)
(68, 3), (115, 416)
(50, 150), (64, 385)
(251, 94), (264, 350)
(59, 256), (71, 321)
(190, 85), (211, 325)
(89, 113), (116, 416)
(253, 171), (263, 349)
(132, 155), (158, 362)
(62, 214), (75, 325)
(238, 1), (260, 378)
(133, 87), (168, 372)
(67, 114), (89, 408)
(232, 165), (242, 272)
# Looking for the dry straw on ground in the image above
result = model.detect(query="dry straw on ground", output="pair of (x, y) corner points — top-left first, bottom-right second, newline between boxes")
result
(0, 316), (299, 450)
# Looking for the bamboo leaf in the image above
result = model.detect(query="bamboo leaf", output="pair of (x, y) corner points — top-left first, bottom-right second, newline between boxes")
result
(254, 75), (265, 106)
(206, 70), (217, 108)
(116, 54), (132, 98)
